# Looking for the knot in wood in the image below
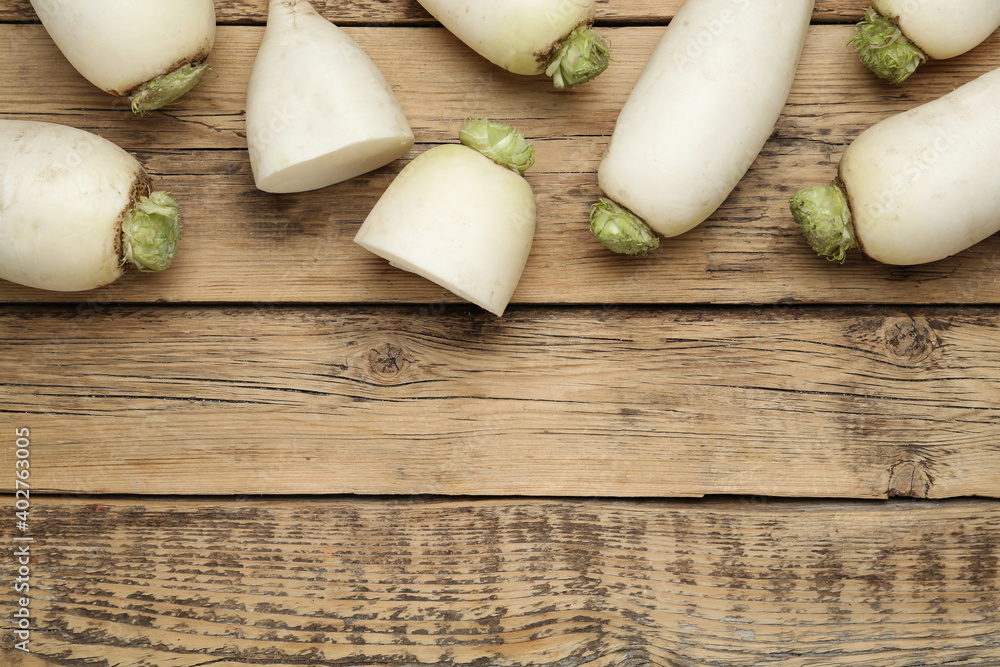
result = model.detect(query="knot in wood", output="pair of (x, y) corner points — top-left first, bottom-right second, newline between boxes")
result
(367, 342), (409, 379)
(882, 316), (937, 364)
(887, 458), (934, 498)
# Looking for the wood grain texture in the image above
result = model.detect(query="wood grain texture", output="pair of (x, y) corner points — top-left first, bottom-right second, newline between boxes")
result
(0, 1), (873, 26)
(2, 24), (1000, 305)
(2, 497), (999, 666)
(3, 4), (1000, 664)
(1, 305), (998, 498)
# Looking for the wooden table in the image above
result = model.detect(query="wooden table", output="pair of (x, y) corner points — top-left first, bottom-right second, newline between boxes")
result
(2, 1), (998, 664)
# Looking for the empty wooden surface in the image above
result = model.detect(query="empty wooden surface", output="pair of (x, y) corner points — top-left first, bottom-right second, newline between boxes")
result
(2, 0), (999, 664)
(1, 305), (999, 498)
(4, 497), (1000, 666)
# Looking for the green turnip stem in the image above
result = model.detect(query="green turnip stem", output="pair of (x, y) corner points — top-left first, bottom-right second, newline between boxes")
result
(789, 181), (858, 263)
(589, 197), (659, 256)
(129, 62), (213, 114)
(850, 7), (927, 84)
(122, 191), (181, 272)
(545, 25), (611, 89)
(459, 118), (535, 175)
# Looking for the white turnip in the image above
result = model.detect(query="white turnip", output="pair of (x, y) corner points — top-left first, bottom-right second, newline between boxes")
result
(0, 120), (180, 291)
(851, 2), (1000, 84)
(790, 66), (1000, 265)
(354, 120), (536, 317)
(591, 0), (814, 254)
(30, 0), (216, 114)
(246, 0), (414, 194)
(415, 0), (611, 89)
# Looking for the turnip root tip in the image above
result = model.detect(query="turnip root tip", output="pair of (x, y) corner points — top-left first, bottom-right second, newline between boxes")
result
(789, 182), (858, 263)
(459, 118), (535, 175)
(850, 7), (927, 84)
(590, 198), (659, 256)
(122, 192), (181, 272)
(546, 26), (612, 90)
(130, 63), (214, 115)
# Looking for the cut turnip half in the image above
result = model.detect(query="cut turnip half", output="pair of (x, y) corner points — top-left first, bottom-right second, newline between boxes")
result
(246, 0), (414, 194)
(354, 120), (537, 317)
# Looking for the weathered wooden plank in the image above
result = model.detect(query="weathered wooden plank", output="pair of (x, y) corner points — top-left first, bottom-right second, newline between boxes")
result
(0, 1), (874, 26)
(1, 305), (997, 498)
(2, 496), (998, 665)
(2, 25), (1000, 305)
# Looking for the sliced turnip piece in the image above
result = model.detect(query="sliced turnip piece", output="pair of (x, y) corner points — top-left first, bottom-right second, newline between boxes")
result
(790, 66), (1000, 265)
(29, 0), (216, 114)
(0, 120), (180, 291)
(416, 0), (611, 89)
(354, 120), (536, 317)
(246, 0), (414, 194)
(851, 2), (1000, 84)
(591, 0), (814, 254)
